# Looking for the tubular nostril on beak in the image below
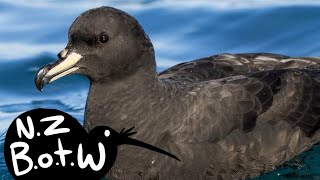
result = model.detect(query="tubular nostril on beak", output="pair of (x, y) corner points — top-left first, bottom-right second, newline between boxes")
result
(58, 49), (68, 59)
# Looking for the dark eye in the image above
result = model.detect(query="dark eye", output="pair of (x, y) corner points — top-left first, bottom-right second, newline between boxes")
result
(98, 33), (109, 43)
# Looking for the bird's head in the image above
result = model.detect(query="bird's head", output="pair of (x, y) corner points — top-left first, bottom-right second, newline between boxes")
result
(35, 6), (155, 91)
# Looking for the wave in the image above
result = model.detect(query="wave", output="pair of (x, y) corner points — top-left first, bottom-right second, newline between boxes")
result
(2, 0), (320, 10)
(0, 98), (85, 132)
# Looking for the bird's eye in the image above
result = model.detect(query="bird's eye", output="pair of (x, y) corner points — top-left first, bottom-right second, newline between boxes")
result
(98, 33), (109, 43)
(104, 130), (110, 137)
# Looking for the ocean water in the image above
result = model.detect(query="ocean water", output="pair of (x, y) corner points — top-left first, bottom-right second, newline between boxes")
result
(1, 0), (320, 179)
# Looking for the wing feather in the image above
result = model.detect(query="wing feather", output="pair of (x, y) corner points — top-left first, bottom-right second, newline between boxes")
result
(159, 53), (320, 83)
(174, 69), (320, 143)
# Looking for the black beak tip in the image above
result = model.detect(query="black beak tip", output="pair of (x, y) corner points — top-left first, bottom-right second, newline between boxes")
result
(35, 67), (48, 92)
(174, 156), (181, 162)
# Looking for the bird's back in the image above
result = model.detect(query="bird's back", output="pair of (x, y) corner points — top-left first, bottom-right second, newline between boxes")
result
(155, 53), (320, 179)
(159, 53), (320, 82)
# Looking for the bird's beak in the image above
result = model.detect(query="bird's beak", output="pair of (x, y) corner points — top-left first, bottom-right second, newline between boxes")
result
(120, 137), (180, 161)
(35, 49), (82, 91)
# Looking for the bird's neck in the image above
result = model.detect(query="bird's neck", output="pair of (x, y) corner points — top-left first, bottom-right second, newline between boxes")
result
(84, 65), (168, 132)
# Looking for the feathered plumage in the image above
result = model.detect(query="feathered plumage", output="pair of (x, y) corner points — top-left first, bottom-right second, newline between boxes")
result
(35, 7), (320, 180)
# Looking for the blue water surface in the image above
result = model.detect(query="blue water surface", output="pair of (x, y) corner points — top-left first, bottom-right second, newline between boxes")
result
(1, 0), (320, 179)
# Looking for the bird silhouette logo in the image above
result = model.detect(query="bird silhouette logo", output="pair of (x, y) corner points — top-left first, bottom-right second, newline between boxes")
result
(4, 108), (179, 180)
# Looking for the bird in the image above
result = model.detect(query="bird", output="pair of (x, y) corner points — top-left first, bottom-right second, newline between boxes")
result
(35, 6), (320, 180)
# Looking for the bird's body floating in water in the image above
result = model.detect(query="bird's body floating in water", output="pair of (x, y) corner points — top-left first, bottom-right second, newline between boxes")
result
(35, 6), (320, 179)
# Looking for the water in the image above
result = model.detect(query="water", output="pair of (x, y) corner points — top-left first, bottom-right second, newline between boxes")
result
(1, 0), (320, 179)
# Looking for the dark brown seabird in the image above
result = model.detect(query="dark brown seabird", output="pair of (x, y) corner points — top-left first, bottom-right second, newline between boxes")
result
(35, 6), (320, 180)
